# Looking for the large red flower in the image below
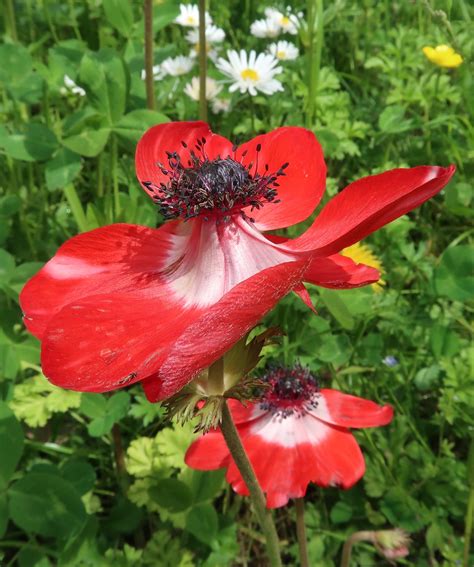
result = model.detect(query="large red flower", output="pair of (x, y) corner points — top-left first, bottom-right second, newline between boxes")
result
(186, 365), (394, 508)
(20, 121), (455, 400)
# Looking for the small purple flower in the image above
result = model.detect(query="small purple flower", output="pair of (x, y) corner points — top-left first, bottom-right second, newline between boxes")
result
(383, 355), (399, 368)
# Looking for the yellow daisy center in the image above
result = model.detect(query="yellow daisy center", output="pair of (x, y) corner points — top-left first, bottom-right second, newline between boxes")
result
(277, 50), (286, 59)
(241, 68), (259, 82)
(280, 16), (290, 25)
(186, 16), (196, 24)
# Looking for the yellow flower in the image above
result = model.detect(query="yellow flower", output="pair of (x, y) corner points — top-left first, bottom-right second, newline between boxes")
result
(342, 242), (385, 292)
(422, 45), (463, 68)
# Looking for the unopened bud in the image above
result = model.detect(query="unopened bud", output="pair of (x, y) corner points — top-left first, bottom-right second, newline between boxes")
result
(374, 529), (410, 560)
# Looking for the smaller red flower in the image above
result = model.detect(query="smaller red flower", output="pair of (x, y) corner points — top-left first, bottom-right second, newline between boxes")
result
(185, 365), (393, 508)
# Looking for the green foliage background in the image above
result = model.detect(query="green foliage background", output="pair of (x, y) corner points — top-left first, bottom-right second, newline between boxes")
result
(0, 0), (473, 565)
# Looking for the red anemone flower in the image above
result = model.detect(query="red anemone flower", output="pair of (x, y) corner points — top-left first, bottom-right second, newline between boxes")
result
(185, 365), (394, 508)
(20, 121), (455, 401)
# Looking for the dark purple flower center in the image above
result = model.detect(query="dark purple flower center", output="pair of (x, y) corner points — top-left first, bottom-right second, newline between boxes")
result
(259, 363), (320, 419)
(144, 138), (287, 222)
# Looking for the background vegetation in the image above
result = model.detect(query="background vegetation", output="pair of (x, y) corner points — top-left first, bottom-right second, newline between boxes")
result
(0, 0), (472, 565)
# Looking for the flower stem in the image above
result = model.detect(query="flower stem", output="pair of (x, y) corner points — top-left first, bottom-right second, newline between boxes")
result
(295, 498), (310, 567)
(144, 0), (155, 110)
(305, 0), (324, 128)
(198, 0), (208, 122)
(220, 401), (282, 567)
(463, 437), (474, 567)
(340, 531), (374, 567)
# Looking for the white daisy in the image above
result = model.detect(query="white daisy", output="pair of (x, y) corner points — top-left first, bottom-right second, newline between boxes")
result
(268, 40), (299, 61)
(250, 18), (281, 38)
(265, 7), (299, 34)
(160, 55), (194, 77)
(211, 98), (231, 114)
(185, 24), (225, 45)
(140, 64), (163, 81)
(175, 4), (212, 27)
(184, 76), (222, 101)
(61, 74), (85, 96)
(216, 49), (283, 96)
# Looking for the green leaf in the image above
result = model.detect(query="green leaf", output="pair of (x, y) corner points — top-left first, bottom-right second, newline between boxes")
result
(103, 0), (134, 37)
(114, 109), (169, 144)
(79, 49), (128, 125)
(0, 44), (32, 85)
(0, 123), (58, 162)
(186, 502), (218, 545)
(9, 472), (87, 538)
(151, 479), (193, 513)
(430, 324), (460, 358)
(188, 469), (225, 504)
(318, 288), (355, 330)
(152, 1), (181, 32)
(0, 249), (15, 284)
(81, 392), (129, 437)
(45, 148), (82, 191)
(0, 195), (21, 216)
(414, 364), (441, 391)
(60, 459), (96, 495)
(62, 127), (110, 157)
(378, 105), (413, 133)
(329, 501), (353, 523)
(10, 374), (81, 428)
(126, 436), (164, 478)
(79, 393), (107, 418)
(156, 422), (195, 470)
(0, 402), (24, 489)
(0, 491), (8, 538)
(434, 245), (474, 302)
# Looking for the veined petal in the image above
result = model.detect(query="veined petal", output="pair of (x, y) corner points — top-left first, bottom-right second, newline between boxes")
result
(19, 223), (180, 339)
(141, 258), (308, 401)
(303, 254), (380, 289)
(192, 409), (366, 507)
(135, 121), (233, 201)
(284, 165), (455, 255)
(311, 389), (394, 428)
(40, 254), (307, 395)
(235, 127), (326, 231)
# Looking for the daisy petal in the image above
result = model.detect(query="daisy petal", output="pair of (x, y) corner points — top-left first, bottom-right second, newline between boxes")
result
(285, 165), (455, 254)
(135, 121), (233, 201)
(312, 389), (394, 428)
(236, 127), (326, 231)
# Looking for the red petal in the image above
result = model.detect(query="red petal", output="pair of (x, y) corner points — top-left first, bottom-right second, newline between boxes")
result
(141, 259), (308, 401)
(235, 127), (326, 231)
(185, 430), (231, 470)
(19, 223), (179, 340)
(311, 389), (394, 428)
(187, 411), (366, 508)
(293, 283), (317, 312)
(285, 165), (455, 254)
(41, 259), (307, 395)
(135, 121), (233, 201)
(303, 254), (380, 289)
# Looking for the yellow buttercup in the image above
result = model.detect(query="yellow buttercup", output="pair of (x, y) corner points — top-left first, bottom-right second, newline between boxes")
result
(342, 242), (385, 292)
(422, 45), (463, 68)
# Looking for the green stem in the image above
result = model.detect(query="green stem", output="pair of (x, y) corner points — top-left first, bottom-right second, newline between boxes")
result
(220, 401), (282, 567)
(4, 0), (18, 40)
(144, 0), (155, 110)
(463, 437), (474, 567)
(198, 0), (208, 121)
(305, 0), (324, 127)
(340, 531), (374, 567)
(110, 134), (120, 220)
(295, 498), (310, 567)
(97, 152), (104, 198)
(64, 184), (88, 233)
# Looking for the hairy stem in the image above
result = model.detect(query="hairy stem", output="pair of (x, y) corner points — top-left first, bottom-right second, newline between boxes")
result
(198, 0), (208, 121)
(340, 531), (374, 567)
(305, 0), (324, 127)
(220, 401), (282, 566)
(144, 0), (155, 110)
(295, 498), (310, 567)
